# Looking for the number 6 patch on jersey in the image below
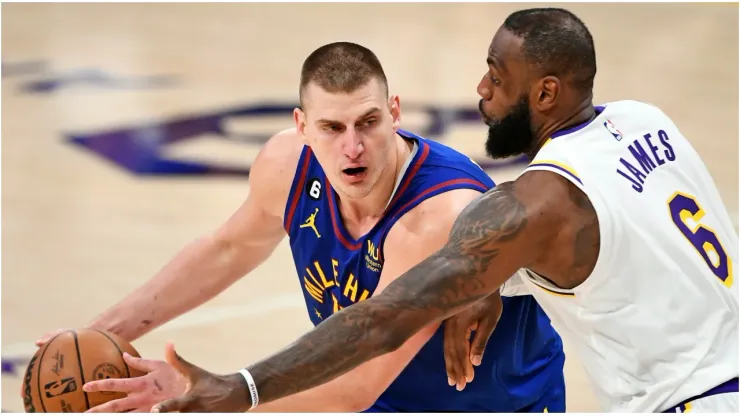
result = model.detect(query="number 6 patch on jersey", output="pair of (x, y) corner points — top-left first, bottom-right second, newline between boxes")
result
(306, 178), (322, 201)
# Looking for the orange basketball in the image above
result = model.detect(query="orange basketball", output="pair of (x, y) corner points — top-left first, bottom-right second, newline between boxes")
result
(21, 329), (145, 413)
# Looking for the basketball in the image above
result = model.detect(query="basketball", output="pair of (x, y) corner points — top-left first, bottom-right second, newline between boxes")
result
(21, 329), (145, 413)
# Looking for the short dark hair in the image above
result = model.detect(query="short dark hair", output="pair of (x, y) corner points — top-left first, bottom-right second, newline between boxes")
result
(503, 8), (596, 93)
(299, 42), (388, 107)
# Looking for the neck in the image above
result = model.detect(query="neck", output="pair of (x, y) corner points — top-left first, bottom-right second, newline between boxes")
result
(527, 94), (595, 160)
(339, 133), (412, 226)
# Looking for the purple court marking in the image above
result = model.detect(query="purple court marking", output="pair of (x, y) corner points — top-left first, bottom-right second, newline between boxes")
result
(19, 68), (179, 94)
(2, 357), (29, 376)
(1, 59), (49, 78)
(66, 102), (528, 177)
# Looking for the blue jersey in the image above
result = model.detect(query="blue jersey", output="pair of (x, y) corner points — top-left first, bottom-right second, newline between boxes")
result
(283, 129), (566, 412)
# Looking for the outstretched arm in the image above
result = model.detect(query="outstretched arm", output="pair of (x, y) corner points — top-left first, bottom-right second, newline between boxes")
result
(251, 189), (483, 412)
(248, 181), (544, 402)
(152, 176), (561, 413)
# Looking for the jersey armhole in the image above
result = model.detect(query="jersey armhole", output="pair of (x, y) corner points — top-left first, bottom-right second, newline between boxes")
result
(523, 159), (618, 294)
(500, 272), (530, 297)
(283, 146), (313, 233)
(523, 159), (586, 192)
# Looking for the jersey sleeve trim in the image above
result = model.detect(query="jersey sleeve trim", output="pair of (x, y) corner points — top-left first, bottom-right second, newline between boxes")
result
(527, 159), (583, 185)
(386, 142), (430, 209)
(500, 273), (530, 297)
(283, 146), (313, 233)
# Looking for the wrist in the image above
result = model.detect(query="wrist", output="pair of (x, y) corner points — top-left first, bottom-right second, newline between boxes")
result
(86, 317), (132, 339)
(228, 371), (256, 411)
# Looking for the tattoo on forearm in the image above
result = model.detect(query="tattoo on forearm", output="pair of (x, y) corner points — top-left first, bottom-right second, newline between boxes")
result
(247, 182), (530, 407)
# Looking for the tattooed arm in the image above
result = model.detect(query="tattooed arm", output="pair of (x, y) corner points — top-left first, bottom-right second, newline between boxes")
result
(151, 172), (575, 413)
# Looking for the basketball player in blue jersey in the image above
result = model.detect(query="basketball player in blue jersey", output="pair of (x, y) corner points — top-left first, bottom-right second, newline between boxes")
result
(34, 42), (566, 412)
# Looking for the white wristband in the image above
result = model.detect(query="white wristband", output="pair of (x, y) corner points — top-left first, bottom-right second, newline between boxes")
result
(238, 368), (259, 409)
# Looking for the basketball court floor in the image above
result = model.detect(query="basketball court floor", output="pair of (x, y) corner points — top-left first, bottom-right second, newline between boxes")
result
(2, 3), (737, 412)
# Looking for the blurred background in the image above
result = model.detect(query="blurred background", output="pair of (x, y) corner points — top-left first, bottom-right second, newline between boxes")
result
(2, 3), (737, 412)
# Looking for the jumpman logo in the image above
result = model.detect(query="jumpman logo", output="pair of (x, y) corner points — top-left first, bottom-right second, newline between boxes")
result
(300, 207), (321, 238)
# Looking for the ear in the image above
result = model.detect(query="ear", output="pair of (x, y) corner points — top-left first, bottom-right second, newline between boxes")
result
(388, 95), (402, 130)
(534, 76), (560, 112)
(294, 108), (308, 144)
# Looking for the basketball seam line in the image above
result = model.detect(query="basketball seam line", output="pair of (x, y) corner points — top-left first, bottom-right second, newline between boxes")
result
(36, 330), (69, 413)
(92, 329), (132, 378)
(36, 336), (53, 413)
(73, 331), (92, 410)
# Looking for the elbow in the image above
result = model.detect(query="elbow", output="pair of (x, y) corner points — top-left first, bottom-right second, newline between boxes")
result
(346, 388), (382, 412)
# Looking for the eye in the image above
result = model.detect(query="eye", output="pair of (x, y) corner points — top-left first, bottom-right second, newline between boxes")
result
(489, 74), (500, 85)
(359, 118), (377, 128)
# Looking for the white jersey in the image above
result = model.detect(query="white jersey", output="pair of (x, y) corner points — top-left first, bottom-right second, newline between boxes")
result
(517, 100), (739, 412)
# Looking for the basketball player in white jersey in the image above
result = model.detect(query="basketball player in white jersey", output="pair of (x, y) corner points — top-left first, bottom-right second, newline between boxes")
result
(145, 8), (739, 414)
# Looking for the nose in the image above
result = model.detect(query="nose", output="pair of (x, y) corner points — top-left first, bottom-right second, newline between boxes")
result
(342, 128), (364, 160)
(477, 74), (492, 100)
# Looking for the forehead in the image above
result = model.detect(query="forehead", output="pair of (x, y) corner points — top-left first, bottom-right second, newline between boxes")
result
(487, 27), (527, 77)
(303, 78), (386, 121)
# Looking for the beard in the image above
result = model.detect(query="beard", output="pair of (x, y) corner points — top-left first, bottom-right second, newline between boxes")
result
(482, 95), (536, 159)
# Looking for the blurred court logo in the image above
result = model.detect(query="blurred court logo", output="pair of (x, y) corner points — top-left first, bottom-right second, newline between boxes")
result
(65, 102), (528, 177)
(2, 59), (178, 93)
(2, 356), (27, 376)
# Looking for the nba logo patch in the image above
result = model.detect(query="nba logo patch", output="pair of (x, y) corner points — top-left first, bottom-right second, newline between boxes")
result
(604, 119), (623, 141)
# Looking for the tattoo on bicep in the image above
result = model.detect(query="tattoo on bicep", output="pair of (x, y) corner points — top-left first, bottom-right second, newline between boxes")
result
(566, 183), (600, 274)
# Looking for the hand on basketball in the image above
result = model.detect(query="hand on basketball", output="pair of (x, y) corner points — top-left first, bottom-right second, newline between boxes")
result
(151, 343), (252, 413)
(442, 291), (503, 391)
(34, 328), (71, 347)
(82, 352), (187, 413)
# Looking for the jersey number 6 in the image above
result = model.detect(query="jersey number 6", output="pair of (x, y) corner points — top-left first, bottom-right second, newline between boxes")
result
(668, 191), (733, 287)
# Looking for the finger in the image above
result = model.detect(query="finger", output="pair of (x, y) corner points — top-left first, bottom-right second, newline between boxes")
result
(152, 396), (193, 413)
(461, 340), (475, 390)
(470, 317), (498, 367)
(124, 352), (162, 373)
(84, 397), (138, 413)
(35, 329), (65, 347)
(456, 327), (475, 391)
(443, 321), (467, 389)
(163, 342), (198, 380)
(83, 377), (144, 393)
(442, 323), (457, 387)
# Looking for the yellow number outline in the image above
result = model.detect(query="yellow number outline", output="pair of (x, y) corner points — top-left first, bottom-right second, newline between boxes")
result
(667, 191), (733, 288)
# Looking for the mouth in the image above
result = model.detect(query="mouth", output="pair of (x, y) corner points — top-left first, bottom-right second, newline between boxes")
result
(342, 167), (368, 183)
(479, 100), (496, 126)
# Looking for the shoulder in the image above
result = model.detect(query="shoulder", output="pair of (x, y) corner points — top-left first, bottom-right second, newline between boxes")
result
(250, 128), (307, 217)
(506, 170), (596, 254)
(600, 99), (673, 124)
(384, 188), (485, 258)
(253, 128), (305, 174)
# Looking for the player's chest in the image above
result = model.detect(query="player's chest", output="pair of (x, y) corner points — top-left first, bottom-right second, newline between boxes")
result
(296, 253), (382, 323)
(289, 208), (385, 324)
